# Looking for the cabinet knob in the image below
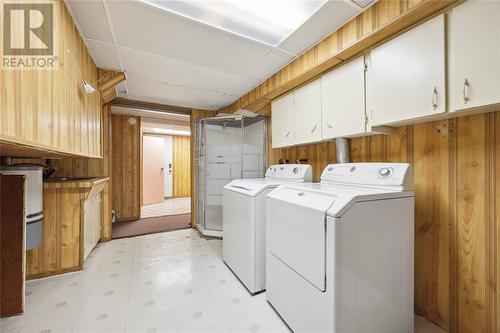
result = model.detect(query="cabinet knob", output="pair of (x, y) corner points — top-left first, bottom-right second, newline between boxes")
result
(326, 123), (333, 129)
(285, 131), (290, 138)
(311, 124), (318, 133)
(462, 78), (470, 104)
(432, 87), (438, 110)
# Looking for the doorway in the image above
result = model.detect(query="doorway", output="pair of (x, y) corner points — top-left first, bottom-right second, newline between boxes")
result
(141, 126), (191, 219)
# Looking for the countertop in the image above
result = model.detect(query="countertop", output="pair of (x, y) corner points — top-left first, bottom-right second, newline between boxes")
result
(43, 176), (109, 189)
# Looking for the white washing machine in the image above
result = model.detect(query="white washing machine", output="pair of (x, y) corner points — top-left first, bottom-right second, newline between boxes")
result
(223, 164), (312, 294)
(266, 163), (414, 333)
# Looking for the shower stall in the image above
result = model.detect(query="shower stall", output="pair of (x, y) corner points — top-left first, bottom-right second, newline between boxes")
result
(195, 115), (266, 237)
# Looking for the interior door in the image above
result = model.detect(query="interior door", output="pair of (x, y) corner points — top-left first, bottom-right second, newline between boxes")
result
(142, 135), (165, 205)
(164, 135), (173, 197)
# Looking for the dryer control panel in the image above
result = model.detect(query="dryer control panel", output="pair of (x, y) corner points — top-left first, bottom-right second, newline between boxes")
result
(265, 164), (312, 181)
(320, 163), (413, 190)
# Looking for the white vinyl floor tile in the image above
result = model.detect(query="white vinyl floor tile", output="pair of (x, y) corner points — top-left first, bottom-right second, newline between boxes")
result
(1, 229), (446, 333)
(141, 197), (191, 219)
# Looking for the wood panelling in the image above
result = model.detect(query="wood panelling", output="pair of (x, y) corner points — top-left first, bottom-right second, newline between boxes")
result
(53, 104), (113, 240)
(0, 1), (101, 158)
(26, 187), (85, 278)
(190, 109), (217, 226)
(267, 111), (500, 332)
(412, 121), (450, 328)
(111, 114), (141, 221)
(493, 112), (500, 332)
(218, 0), (457, 115)
(172, 135), (191, 197)
(97, 69), (126, 105)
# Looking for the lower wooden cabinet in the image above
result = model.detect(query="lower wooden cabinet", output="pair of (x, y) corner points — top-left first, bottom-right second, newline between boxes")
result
(26, 178), (108, 279)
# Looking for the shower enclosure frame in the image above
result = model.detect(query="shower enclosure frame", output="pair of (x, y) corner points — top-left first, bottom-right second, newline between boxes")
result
(194, 114), (267, 237)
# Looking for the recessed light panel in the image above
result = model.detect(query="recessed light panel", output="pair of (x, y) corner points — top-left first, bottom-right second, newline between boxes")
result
(140, 0), (327, 46)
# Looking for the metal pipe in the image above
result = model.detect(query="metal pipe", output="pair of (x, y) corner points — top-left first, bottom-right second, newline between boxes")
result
(335, 138), (350, 163)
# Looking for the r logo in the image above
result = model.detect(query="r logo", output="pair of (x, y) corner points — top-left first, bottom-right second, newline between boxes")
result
(3, 3), (53, 56)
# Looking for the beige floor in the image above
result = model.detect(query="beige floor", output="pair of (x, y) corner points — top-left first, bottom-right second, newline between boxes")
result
(207, 239), (447, 333)
(141, 197), (191, 219)
(1, 230), (447, 333)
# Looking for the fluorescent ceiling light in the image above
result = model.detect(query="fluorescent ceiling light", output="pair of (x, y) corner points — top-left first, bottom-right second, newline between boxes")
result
(140, 0), (327, 46)
(151, 128), (191, 136)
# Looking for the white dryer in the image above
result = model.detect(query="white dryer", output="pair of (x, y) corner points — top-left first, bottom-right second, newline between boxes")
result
(223, 164), (312, 294)
(266, 163), (414, 333)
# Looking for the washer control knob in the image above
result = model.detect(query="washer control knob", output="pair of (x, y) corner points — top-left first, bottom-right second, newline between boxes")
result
(379, 167), (392, 178)
(293, 167), (299, 174)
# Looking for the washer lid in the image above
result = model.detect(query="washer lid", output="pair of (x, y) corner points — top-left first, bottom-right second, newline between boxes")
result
(224, 178), (283, 196)
(224, 164), (313, 197)
(268, 182), (413, 218)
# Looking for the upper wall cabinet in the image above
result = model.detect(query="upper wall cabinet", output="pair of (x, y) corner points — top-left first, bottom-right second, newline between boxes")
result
(366, 14), (446, 126)
(448, 1), (500, 112)
(321, 56), (366, 139)
(271, 93), (295, 148)
(0, 1), (101, 158)
(294, 79), (322, 145)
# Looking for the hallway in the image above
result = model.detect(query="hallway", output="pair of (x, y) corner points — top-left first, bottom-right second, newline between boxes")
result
(141, 197), (191, 219)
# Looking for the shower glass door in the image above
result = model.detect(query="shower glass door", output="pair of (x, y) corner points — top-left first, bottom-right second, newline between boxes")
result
(196, 115), (266, 236)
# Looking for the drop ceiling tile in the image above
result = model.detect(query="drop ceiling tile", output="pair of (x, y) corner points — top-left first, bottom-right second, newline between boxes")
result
(66, 0), (113, 43)
(249, 49), (295, 81)
(118, 46), (244, 94)
(125, 75), (238, 109)
(278, 0), (359, 55)
(84, 39), (121, 70)
(107, 0), (273, 76)
(227, 76), (262, 97)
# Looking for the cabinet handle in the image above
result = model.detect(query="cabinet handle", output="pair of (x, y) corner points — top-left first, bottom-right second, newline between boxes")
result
(462, 78), (469, 104)
(432, 87), (438, 110)
(311, 124), (318, 133)
(285, 131), (290, 138)
(326, 123), (333, 129)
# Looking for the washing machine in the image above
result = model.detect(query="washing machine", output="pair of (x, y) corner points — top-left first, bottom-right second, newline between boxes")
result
(223, 164), (312, 294)
(266, 163), (414, 333)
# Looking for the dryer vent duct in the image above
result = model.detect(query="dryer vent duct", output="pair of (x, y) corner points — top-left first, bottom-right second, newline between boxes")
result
(335, 138), (350, 163)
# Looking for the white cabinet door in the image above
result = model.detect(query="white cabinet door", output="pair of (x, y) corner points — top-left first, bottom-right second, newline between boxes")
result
(322, 56), (366, 139)
(448, 1), (500, 112)
(294, 79), (322, 144)
(366, 14), (446, 126)
(271, 93), (294, 148)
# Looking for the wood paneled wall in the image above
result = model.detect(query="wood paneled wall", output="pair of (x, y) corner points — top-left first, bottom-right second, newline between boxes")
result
(53, 104), (113, 240)
(218, 0), (457, 116)
(111, 114), (141, 221)
(268, 111), (500, 332)
(0, 1), (101, 158)
(190, 109), (217, 226)
(173, 135), (191, 197)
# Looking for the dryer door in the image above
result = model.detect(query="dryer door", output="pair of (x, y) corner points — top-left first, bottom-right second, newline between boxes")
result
(267, 187), (336, 291)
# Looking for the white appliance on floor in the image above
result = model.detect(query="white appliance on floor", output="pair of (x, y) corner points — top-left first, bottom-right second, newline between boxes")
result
(223, 164), (312, 294)
(266, 163), (414, 333)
